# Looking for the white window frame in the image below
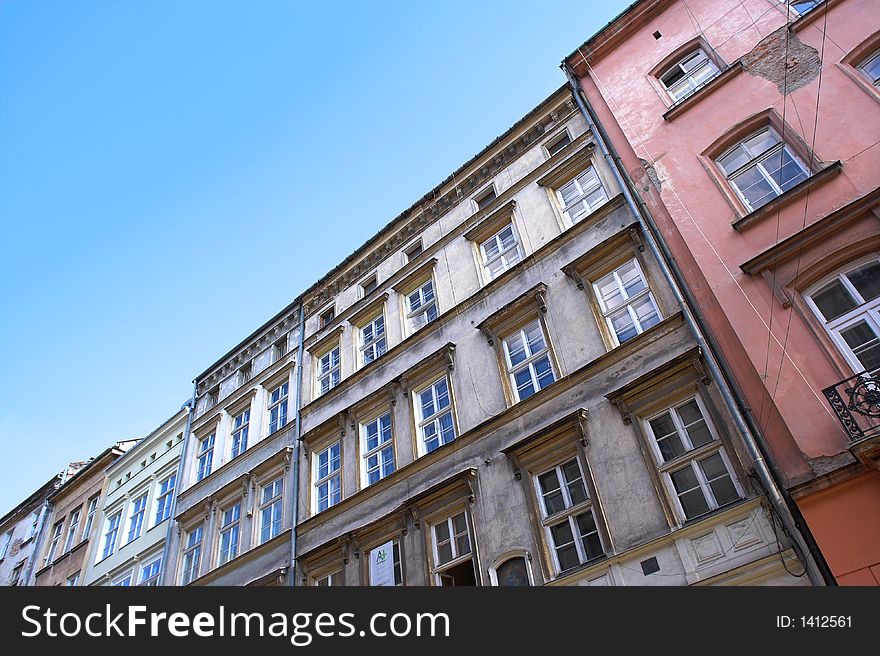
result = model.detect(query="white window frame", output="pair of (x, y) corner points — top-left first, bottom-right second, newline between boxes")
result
(502, 320), (556, 402)
(805, 257), (880, 374)
(63, 508), (81, 553)
(217, 503), (241, 566)
(0, 530), (12, 560)
(659, 48), (720, 102)
(138, 556), (162, 586)
(430, 511), (474, 585)
(46, 520), (64, 564)
(858, 49), (880, 87)
(82, 496), (99, 542)
(593, 258), (662, 346)
(179, 525), (203, 584)
(414, 376), (456, 456)
(360, 313), (387, 366)
(312, 442), (342, 514)
(230, 407), (250, 459)
(66, 572), (80, 587)
(557, 166), (608, 223)
(479, 223), (524, 281)
(196, 432), (215, 482)
(534, 458), (604, 574)
(313, 570), (342, 586)
(112, 571), (133, 587)
(268, 381), (289, 434)
(360, 411), (395, 487)
(644, 395), (743, 522)
(316, 345), (341, 396)
(154, 473), (176, 525)
(258, 477), (284, 545)
(715, 127), (810, 211)
(101, 511), (121, 560)
(126, 493), (148, 543)
(405, 278), (438, 334)
(789, 0), (824, 17)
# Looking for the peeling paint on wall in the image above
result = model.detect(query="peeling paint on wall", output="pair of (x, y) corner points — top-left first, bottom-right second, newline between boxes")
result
(741, 26), (821, 95)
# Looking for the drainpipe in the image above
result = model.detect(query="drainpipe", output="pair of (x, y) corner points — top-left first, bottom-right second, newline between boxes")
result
(562, 63), (834, 586)
(157, 381), (197, 586)
(289, 301), (306, 587)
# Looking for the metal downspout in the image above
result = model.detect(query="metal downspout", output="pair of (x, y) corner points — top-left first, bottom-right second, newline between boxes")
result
(289, 301), (306, 587)
(562, 63), (833, 586)
(157, 381), (197, 585)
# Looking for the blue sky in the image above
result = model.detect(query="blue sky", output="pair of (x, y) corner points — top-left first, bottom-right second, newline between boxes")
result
(0, 0), (626, 515)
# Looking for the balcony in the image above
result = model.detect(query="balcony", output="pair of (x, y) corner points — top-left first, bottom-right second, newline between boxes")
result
(823, 371), (880, 471)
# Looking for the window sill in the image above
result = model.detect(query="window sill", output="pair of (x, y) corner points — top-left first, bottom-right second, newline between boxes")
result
(790, 0), (840, 33)
(663, 62), (743, 122)
(731, 160), (842, 232)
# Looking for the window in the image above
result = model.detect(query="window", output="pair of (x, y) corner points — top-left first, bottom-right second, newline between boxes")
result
(361, 412), (395, 486)
(196, 433), (215, 482)
(659, 49), (720, 102)
(593, 259), (661, 345)
(558, 166), (608, 223)
(405, 279), (438, 333)
(82, 496), (99, 541)
(10, 562), (24, 586)
(502, 320), (556, 401)
(66, 572), (80, 587)
(154, 473), (176, 525)
(126, 494), (148, 543)
(316, 346), (341, 396)
(113, 573), (132, 587)
(807, 258), (880, 373)
(180, 526), (203, 584)
(139, 558), (161, 586)
(313, 442), (341, 513)
(239, 362), (252, 384)
(645, 397), (742, 521)
(230, 407), (250, 459)
(475, 186), (497, 210)
(493, 556), (530, 586)
(26, 511), (39, 540)
(480, 223), (523, 280)
(0, 530), (12, 559)
(360, 314), (387, 366)
(319, 306), (335, 328)
(63, 508), (80, 552)
(272, 337), (288, 363)
(314, 570), (342, 586)
(858, 49), (880, 87)
(790, 0), (824, 15)
(217, 503), (241, 566)
(415, 377), (456, 455)
(268, 382), (289, 434)
(403, 239), (423, 262)
(535, 459), (604, 573)
(431, 512), (476, 586)
(360, 273), (378, 297)
(716, 127), (810, 211)
(259, 477), (284, 544)
(46, 520), (64, 564)
(546, 132), (572, 156)
(369, 541), (403, 586)
(102, 512), (121, 560)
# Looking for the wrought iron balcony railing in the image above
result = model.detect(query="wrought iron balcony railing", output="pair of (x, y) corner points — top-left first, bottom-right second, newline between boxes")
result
(823, 371), (880, 442)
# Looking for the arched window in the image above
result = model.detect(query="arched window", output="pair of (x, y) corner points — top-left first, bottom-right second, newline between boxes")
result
(658, 49), (719, 102)
(494, 557), (530, 586)
(715, 127), (810, 211)
(807, 257), (880, 373)
(858, 49), (880, 87)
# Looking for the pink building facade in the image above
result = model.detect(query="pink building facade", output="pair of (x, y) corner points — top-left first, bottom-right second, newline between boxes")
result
(564, 0), (880, 584)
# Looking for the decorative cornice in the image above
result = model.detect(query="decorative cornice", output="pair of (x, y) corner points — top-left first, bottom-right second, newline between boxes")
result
(302, 95), (579, 317)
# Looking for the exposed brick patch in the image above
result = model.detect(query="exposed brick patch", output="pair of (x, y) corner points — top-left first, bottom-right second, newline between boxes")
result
(741, 26), (821, 95)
